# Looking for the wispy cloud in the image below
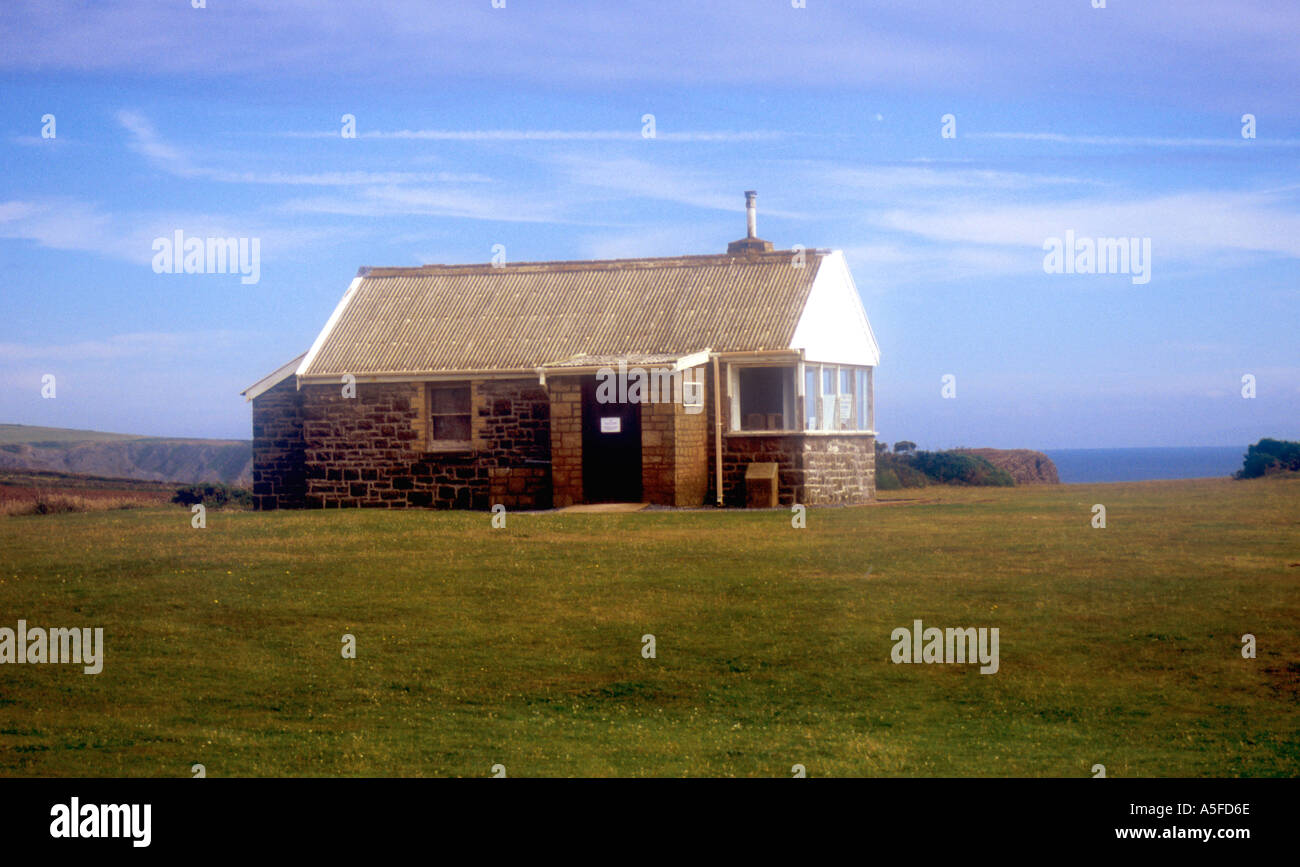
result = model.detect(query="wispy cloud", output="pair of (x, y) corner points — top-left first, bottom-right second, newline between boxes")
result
(970, 131), (1300, 148)
(5, 1), (1298, 110)
(10, 135), (70, 147)
(117, 111), (490, 185)
(279, 186), (573, 224)
(875, 189), (1300, 260)
(0, 330), (248, 362)
(556, 155), (806, 217)
(117, 110), (197, 176)
(0, 197), (347, 264)
(277, 128), (790, 142)
(814, 163), (1097, 193)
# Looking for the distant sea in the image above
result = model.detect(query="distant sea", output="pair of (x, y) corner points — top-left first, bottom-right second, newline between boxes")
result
(1043, 446), (1247, 483)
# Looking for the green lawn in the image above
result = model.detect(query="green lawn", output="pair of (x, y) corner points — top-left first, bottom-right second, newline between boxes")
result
(1, 477), (1296, 777)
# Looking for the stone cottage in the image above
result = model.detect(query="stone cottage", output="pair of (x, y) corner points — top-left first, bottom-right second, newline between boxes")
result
(242, 193), (881, 510)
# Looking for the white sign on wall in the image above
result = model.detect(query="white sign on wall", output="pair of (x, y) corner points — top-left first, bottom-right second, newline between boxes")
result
(600, 417), (621, 433)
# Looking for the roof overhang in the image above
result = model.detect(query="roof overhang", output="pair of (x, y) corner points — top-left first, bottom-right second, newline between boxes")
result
(241, 353), (307, 401)
(534, 349), (717, 385)
(295, 368), (542, 386)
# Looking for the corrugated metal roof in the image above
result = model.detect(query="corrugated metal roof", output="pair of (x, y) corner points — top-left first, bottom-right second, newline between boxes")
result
(301, 251), (823, 377)
(541, 353), (684, 369)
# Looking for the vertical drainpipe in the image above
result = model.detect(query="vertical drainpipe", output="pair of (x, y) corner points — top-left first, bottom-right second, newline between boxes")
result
(713, 352), (724, 506)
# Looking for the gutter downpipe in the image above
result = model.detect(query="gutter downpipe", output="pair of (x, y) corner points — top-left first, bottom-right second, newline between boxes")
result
(713, 351), (724, 506)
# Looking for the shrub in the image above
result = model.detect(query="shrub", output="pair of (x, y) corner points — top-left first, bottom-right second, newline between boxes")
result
(1235, 438), (1300, 479)
(875, 451), (929, 489)
(1, 494), (145, 517)
(908, 451), (1015, 487)
(172, 483), (253, 509)
(876, 442), (1014, 488)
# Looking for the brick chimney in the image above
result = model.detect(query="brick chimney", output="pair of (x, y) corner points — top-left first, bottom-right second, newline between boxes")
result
(727, 190), (774, 254)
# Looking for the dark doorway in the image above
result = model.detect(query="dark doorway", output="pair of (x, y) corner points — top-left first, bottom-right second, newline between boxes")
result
(581, 376), (642, 502)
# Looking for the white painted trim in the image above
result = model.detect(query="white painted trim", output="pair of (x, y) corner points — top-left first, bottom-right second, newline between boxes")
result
(241, 352), (307, 401)
(296, 276), (364, 380)
(725, 430), (877, 438)
(788, 250), (880, 367)
(673, 349), (712, 372)
(727, 363), (739, 430)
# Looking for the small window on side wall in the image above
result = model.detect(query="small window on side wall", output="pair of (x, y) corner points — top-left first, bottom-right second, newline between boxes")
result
(682, 378), (704, 411)
(429, 384), (472, 448)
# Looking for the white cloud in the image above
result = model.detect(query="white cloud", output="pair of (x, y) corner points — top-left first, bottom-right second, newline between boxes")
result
(4, 1), (1298, 110)
(279, 128), (789, 142)
(555, 155), (806, 218)
(970, 131), (1300, 148)
(814, 163), (1097, 193)
(875, 190), (1300, 260)
(117, 111), (491, 185)
(279, 185), (572, 223)
(0, 197), (348, 265)
(0, 330), (248, 362)
(117, 109), (197, 176)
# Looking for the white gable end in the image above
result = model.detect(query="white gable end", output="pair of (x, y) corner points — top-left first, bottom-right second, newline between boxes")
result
(789, 250), (880, 366)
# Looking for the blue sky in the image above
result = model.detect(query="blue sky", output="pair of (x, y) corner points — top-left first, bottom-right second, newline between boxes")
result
(1, 0), (1296, 449)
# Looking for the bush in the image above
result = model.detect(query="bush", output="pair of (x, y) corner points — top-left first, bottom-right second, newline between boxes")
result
(1, 494), (146, 517)
(876, 442), (1016, 488)
(875, 451), (930, 489)
(909, 451), (1014, 486)
(1235, 438), (1300, 479)
(172, 483), (253, 509)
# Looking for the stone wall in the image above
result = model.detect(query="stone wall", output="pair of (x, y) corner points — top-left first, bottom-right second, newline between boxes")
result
(489, 466), (552, 510)
(673, 369), (710, 506)
(721, 434), (875, 506)
(548, 377), (583, 508)
(251, 376), (307, 510)
(800, 435), (877, 504)
(721, 434), (805, 506)
(641, 398), (676, 505)
(292, 378), (549, 510)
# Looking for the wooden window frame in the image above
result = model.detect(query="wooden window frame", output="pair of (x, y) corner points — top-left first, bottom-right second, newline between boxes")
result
(426, 382), (473, 452)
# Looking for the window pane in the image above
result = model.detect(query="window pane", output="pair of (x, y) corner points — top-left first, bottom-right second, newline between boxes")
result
(841, 368), (853, 394)
(431, 386), (470, 414)
(822, 367), (836, 394)
(432, 414), (470, 442)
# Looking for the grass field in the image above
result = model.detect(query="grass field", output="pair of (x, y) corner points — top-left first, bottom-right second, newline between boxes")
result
(0, 477), (1296, 777)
